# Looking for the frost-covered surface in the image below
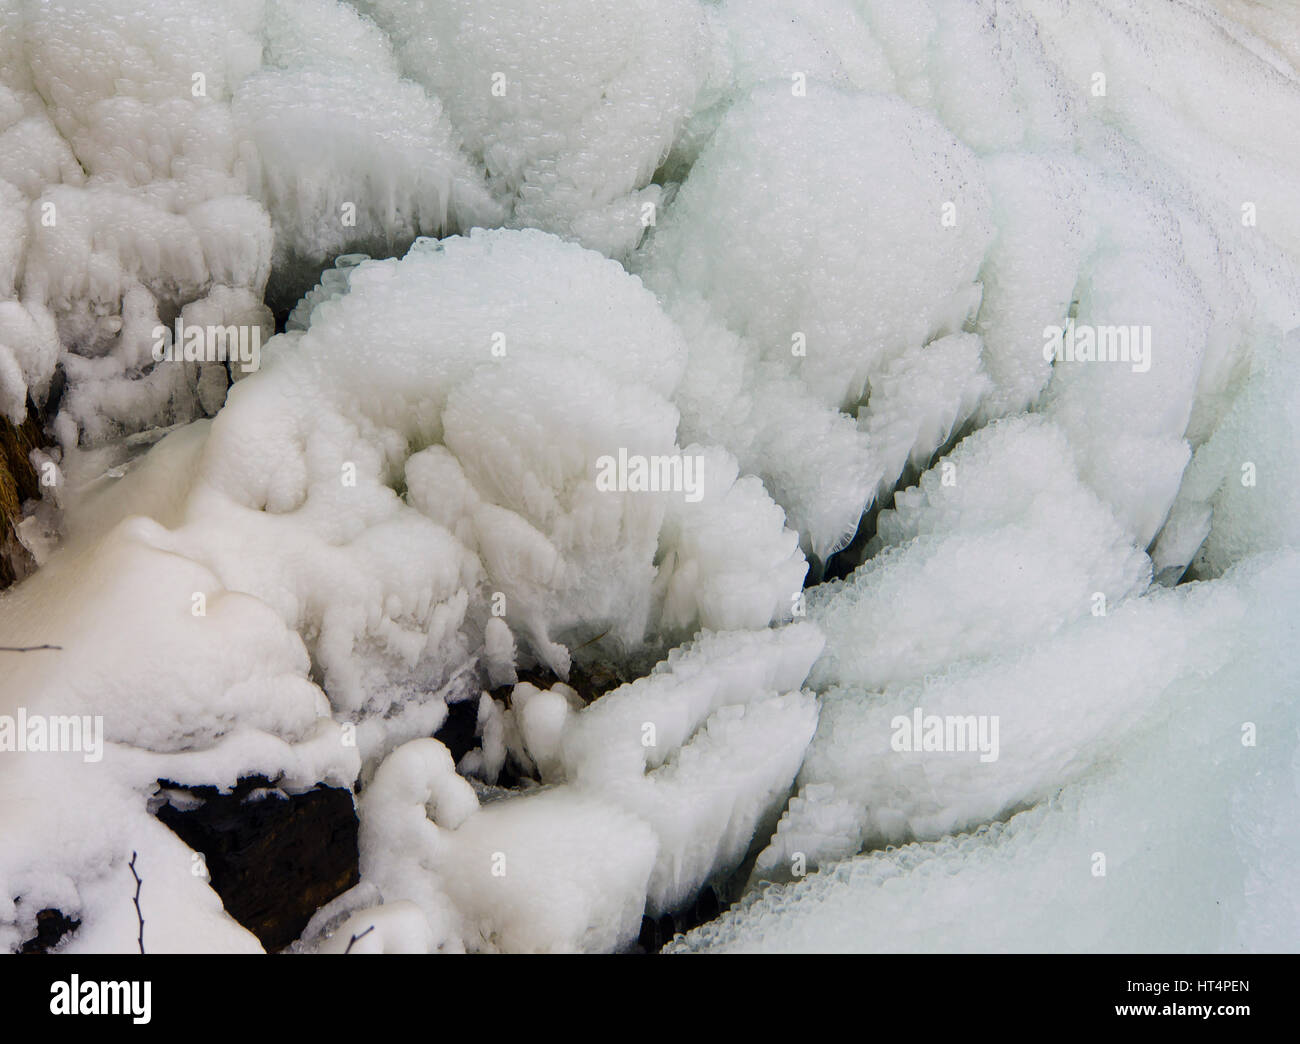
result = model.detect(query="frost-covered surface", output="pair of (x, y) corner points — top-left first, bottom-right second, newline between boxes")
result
(673, 552), (1300, 953)
(1, 0), (1299, 953)
(341, 625), (820, 951)
(0, 228), (811, 952)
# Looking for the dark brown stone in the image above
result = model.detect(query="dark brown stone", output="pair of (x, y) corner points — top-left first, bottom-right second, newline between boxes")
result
(0, 402), (43, 589)
(18, 908), (81, 954)
(434, 695), (481, 764)
(154, 775), (359, 952)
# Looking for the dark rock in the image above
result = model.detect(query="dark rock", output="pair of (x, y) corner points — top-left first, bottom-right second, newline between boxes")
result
(440, 693), (534, 790)
(498, 661), (630, 709)
(154, 775), (359, 952)
(632, 884), (729, 954)
(691, 884), (721, 925)
(636, 913), (679, 954)
(0, 402), (43, 589)
(18, 908), (80, 954)
(434, 696), (481, 765)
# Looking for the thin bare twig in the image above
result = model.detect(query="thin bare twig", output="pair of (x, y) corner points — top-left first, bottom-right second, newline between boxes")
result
(128, 851), (145, 955)
(0, 645), (62, 652)
(569, 629), (610, 653)
(343, 925), (375, 954)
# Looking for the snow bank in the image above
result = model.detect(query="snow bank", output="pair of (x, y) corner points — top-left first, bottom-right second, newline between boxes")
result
(1155, 331), (1300, 581)
(0, 517), (356, 952)
(672, 551), (1300, 952)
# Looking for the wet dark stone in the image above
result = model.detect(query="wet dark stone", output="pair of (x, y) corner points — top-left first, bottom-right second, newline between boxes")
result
(692, 884), (721, 925)
(636, 913), (679, 953)
(435, 696), (482, 764)
(154, 775), (358, 952)
(632, 884), (728, 954)
(42, 367), (66, 423)
(18, 908), (80, 954)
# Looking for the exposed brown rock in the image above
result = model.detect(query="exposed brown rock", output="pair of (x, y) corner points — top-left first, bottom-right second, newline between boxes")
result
(0, 404), (42, 589)
(154, 775), (359, 952)
(17, 908), (81, 954)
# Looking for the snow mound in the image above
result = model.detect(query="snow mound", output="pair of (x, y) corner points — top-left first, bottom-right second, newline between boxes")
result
(640, 85), (992, 414)
(637, 85), (994, 557)
(809, 416), (1152, 694)
(672, 552), (1300, 953)
(66, 228), (805, 713)
(1, 230), (811, 950)
(1155, 332), (1300, 581)
(234, 0), (501, 293)
(354, 0), (710, 261)
(767, 566), (1244, 873)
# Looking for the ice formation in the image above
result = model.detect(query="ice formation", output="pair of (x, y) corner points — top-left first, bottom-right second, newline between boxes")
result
(673, 551), (1300, 953)
(637, 84), (995, 560)
(345, 625), (821, 951)
(0, 0), (1297, 954)
(353, 0), (710, 262)
(0, 227), (809, 951)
